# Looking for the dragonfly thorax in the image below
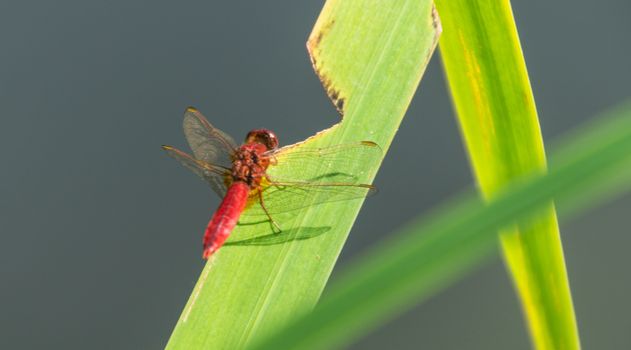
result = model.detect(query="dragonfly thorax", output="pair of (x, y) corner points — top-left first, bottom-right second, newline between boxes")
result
(231, 143), (271, 187)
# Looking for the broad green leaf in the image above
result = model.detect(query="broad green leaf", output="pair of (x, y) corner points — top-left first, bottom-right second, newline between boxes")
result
(165, 1), (440, 348)
(435, 0), (580, 348)
(251, 102), (631, 350)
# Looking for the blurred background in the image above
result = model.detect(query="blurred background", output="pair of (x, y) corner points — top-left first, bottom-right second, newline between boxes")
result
(1, 1), (630, 349)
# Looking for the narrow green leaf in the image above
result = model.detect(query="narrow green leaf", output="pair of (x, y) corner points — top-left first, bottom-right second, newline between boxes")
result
(434, 0), (579, 348)
(165, 1), (440, 348)
(251, 102), (631, 350)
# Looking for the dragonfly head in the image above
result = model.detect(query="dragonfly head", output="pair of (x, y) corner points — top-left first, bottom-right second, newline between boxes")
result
(245, 129), (279, 151)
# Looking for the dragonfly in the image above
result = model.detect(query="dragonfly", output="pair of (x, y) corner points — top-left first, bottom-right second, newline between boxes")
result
(162, 107), (381, 259)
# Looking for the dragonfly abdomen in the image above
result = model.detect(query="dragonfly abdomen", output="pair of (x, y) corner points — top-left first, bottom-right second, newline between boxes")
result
(202, 181), (250, 259)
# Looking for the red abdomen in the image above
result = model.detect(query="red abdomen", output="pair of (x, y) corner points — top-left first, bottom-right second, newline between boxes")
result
(203, 181), (250, 259)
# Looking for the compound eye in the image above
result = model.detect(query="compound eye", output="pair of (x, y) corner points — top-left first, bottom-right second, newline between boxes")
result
(263, 131), (279, 150)
(246, 129), (279, 150)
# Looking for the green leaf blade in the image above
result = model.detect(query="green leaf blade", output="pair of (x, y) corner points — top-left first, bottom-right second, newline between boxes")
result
(434, 0), (580, 348)
(166, 1), (440, 348)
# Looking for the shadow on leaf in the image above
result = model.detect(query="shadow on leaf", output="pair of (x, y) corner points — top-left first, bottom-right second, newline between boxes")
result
(225, 226), (331, 247)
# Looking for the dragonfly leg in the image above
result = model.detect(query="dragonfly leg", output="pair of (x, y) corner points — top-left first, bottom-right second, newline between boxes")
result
(258, 189), (282, 233)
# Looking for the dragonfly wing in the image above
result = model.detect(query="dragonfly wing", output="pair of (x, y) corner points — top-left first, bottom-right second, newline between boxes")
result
(243, 141), (381, 216)
(266, 141), (382, 183)
(243, 181), (376, 216)
(183, 107), (238, 168)
(162, 145), (230, 197)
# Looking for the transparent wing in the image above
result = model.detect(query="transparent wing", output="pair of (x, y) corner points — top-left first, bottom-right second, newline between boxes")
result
(162, 145), (231, 197)
(267, 141), (382, 183)
(243, 181), (376, 216)
(243, 141), (382, 216)
(183, 107), (238, 169)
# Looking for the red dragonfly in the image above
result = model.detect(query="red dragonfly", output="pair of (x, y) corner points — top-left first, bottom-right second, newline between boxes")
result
(162, 107), (380, 259)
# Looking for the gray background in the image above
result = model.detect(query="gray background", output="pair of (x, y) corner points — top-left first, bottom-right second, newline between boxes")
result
(1, 1), (630, 349)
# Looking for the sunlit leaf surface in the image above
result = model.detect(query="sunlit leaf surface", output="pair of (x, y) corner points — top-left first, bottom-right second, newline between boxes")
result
(166, 1), (440, 348)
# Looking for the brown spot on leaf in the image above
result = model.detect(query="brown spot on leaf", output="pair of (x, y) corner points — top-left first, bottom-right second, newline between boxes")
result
(309, 18), (335, 48)
(312, 31), (324, 49)
(335, 98), (345, 112)
(431, 5), (442, 33)
(318, 73), (346, 116)
(421, 6), (442, 70)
